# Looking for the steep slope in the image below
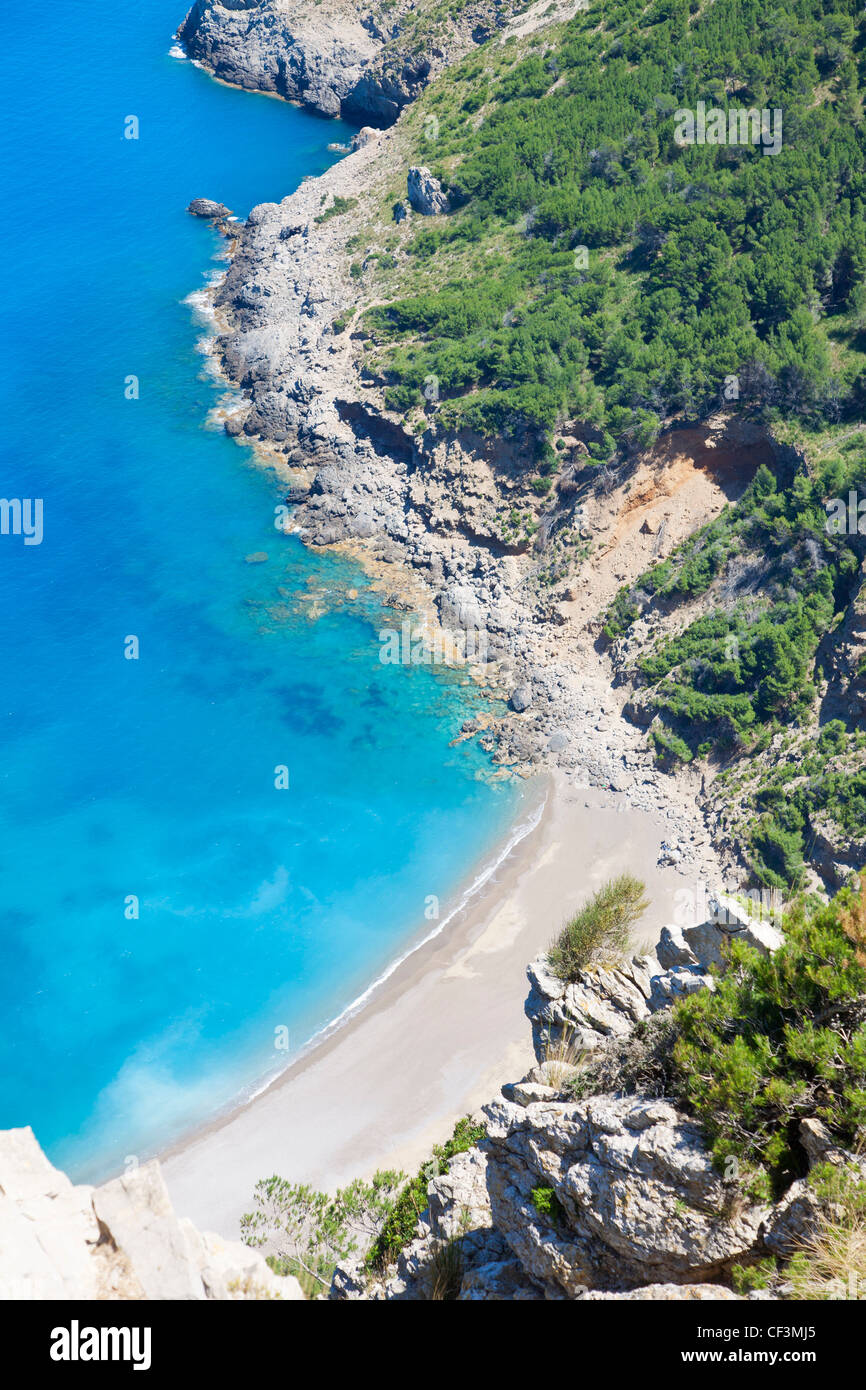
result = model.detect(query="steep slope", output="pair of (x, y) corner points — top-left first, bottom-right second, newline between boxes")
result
(185, 0), (866, 892)
(177, 0), (531, 123)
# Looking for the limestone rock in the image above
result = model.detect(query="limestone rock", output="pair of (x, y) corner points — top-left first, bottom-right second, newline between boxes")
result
(438, 582), (484, 632)
(761, 1178), (823, 1259)
(0, 1128), (303, 1301)
(657, 923), (700, 970)
(459, 1258), (544, 1300)
(525, 951), (679, 1059)
(92, 1164), (205, 1301)
(177, 0), (518, 126)
(407, 166), (450, 216)
(510, 683), (533, 712)
(482, 1096), (768, 1296)
(583, 1282), (740, 1300)
(187, 197), (232, 219)
(683, 895), (784, 971)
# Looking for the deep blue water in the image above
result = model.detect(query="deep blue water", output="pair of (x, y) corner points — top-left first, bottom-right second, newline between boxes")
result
(0, 3), (526, 1179)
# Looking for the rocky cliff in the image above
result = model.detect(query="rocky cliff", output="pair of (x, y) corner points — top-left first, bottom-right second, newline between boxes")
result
(331, 898), (845, 1301)
(177, 0), (522, 124)
(0, 1128), (303, 1300)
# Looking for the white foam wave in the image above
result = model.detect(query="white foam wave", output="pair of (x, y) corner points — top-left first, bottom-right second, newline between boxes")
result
(242, 790), (547, 1104)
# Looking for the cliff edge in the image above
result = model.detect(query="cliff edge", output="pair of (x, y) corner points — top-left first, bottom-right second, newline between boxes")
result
(0, 1128), (303, 1300)
(177, 0), (522, 124)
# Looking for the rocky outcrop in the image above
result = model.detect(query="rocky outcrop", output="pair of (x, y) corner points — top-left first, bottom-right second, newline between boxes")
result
(332, 917), (830, 1302)
(187, 197), (232, 219)
(407, 166), (449, 215)
(0, 1128), (303, 1300)
(178, 0), (380, 119)
(177, 0), (520, 125)
(524, 948), (712, 1060)
(482, 1095), (767, 1296)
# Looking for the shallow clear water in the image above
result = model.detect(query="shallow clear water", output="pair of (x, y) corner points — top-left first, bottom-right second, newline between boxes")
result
(0, 3), (526, 1179)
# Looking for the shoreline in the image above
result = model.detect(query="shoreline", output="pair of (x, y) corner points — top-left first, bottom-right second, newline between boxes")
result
(158, 773), (548, 1150)
(160, 769), (703, 1238)
(160, 79), (737, 1242)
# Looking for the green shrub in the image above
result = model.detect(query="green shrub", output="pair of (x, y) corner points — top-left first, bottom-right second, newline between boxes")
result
(731, 1257), (778, 1294)
(650, 724), (693, 767)
(530, 1185), (565, 1224)
(367, 1117), (486, 1271)
(241, 1169), (405, 1296)
(315, 195), (358, 224)
(668, 880), (866, 1195)
(549, 874), (649, 982)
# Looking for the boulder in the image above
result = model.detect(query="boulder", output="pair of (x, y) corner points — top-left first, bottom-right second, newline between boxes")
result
(407, 167), (450, 216)
(683, 894), (784, 971)
(438, 582), (483, 632)
(657, 923), (700, 970)
(187, 198), (232, 219)
(0, 1128), (302, 1301)
(510, 683), (533, 712)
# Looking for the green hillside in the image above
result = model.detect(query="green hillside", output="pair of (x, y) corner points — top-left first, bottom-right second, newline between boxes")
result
(363, 0), (866, 479)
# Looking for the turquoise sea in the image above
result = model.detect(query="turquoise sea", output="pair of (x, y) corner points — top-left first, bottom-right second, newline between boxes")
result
(0, 3), (530, 1179)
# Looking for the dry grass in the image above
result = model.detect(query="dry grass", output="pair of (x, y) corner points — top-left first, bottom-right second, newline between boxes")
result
(427, 1206), (472, 1301)
(838, 876), (866, 971)
(541, 1022), (586, 1089)
(788, 1162), (866, 1300)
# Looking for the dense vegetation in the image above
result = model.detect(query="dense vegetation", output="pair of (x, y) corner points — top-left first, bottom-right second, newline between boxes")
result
(364, 0), (866, 469)
(669, 879), (866, 1199)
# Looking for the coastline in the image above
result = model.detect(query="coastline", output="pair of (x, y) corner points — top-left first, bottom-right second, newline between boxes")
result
(160, 46), (738, 1241)
(165, 1), (741, 1244)
(160, 768), (703, 1238)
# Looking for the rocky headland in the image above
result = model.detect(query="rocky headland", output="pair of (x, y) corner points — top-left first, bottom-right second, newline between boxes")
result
(177, 0), (528, 124)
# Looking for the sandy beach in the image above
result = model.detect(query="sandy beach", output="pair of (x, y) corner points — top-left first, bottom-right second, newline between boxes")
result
(161, 770), (704, 1238)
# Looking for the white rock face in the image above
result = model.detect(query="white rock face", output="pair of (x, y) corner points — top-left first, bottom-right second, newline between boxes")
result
(0, 1129), (303, 1301)
(524, 950), (712, 1059)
